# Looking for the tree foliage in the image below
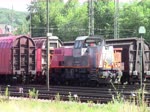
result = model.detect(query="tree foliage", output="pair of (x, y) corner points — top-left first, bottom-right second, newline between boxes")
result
(119, 0), (150, 42)
(94, 1), (114, 38)
(28, 0), (88, 41)
(0, 8), (28, 35)
(27, 0), (150, 42)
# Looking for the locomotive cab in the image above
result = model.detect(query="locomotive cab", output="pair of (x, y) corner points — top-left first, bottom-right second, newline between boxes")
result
(73, 36), (104, 57)
(72, 36), (111, 68)
(72, 36), (122, 83)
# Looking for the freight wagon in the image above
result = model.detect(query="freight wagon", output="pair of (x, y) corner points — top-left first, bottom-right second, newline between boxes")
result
(0, 35), (36, 84)
(106, 37), (150, 84)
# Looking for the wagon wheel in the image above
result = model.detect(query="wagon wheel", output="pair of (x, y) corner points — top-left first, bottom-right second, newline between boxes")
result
(120, 76), (125, 85)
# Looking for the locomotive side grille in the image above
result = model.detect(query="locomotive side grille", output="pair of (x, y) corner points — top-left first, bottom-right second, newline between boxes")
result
(80, 56), (89, 66)
(73, 56), (89, 66)
(64, 56), (73, 66)
(89, 47), (98, 68)
(63, 56), (89, 67)
(73, 57), (80, 65)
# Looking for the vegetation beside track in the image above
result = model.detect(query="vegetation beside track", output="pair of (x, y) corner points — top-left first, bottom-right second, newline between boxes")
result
(0, 85), (149, 112)
(0, 97), (148, 112)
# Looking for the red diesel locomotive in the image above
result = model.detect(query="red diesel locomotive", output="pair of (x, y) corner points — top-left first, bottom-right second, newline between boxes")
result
(50, 35), (123, 85)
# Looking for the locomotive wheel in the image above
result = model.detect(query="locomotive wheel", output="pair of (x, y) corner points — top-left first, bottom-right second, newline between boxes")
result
(120, 76), (125, 85)
(90, 80), (98, 87)
(127, 75), (131, 85)
(120, 73), (131, 85)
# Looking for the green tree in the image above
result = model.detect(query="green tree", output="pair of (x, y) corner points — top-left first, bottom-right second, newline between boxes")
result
(27, 0), (88, 41)
(55, 0), (88, 41)
(119, 0), (150, 42)
(0, 8), (28, 35)
(94, 1), (114, 39)
(27, 0), (150, 42)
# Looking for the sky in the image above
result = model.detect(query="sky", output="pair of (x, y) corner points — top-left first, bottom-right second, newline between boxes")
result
(0, 0), (32, 12)
(0, 0), (132, 12)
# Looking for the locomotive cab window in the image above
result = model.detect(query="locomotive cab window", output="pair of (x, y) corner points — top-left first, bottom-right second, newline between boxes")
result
(50, 43), (57, 48)
(74, 41), (79, 48)
(74, 40), (83, 49)
(85, 39), (102, 46)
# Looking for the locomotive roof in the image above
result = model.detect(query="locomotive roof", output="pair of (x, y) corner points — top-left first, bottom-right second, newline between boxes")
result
(75, 36), (88, 41)
(75, 35), (103, 41)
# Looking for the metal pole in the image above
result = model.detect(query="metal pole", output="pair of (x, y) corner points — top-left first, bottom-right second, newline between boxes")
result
(46, 0), (50, 91)
(88, 0), (94, 36)
(88, 0), (91, 36)
(30, 11), (32, 37)
(138, 26), (146, 90)
(30, 0), (33, 37)
(11, 3), (13, 33)
(114, 0), (119, 39)
(91, 0), (94, 36)
(140, 35), (143, 89)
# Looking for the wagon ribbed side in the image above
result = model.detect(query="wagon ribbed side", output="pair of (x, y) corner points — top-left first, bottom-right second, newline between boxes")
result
(106, 37), (150, 84)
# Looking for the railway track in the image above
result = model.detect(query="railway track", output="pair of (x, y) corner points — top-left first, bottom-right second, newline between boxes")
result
(0, 84), (150, 106)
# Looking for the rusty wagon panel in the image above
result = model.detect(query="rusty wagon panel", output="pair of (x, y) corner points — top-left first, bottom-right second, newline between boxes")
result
(106, 37), (150, 77)
(0, 35), (36, 78)
(12, 36), (36, 76)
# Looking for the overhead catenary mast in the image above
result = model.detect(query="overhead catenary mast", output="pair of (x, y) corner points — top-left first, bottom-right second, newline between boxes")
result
(114, 0), (119, 39)
(11, 2), (13, 33)
(88, 0), (94, 36)
(46, 0), (50, 91)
